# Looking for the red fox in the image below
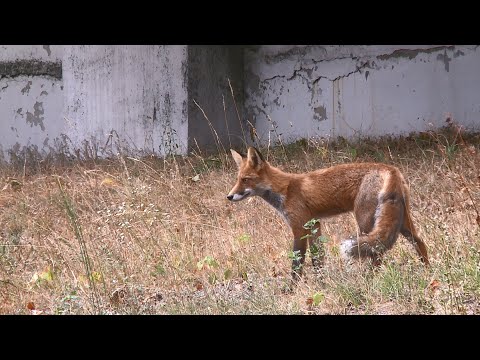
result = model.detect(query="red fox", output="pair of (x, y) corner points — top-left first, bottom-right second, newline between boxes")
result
(227, 147), (429, 280)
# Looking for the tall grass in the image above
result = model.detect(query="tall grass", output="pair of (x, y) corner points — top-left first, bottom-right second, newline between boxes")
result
(0, 119), (479, 314)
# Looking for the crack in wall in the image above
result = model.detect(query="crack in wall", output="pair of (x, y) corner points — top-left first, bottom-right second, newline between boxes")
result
(263, 74), (286, 82)
(312, 61), (371, 84)
(260, 46), (469, 87)
(263, 59), (371, 88)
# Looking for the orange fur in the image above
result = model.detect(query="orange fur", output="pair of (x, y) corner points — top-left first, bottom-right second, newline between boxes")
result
(227, 147), (429, 281)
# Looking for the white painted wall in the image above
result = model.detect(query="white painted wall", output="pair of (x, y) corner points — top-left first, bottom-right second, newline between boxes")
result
(245, 45), (480, 144)
(0, 45), (63, 162)
(2, 45), (479, 163)
(63, 45), (188, 157)
(0, 45), (62, 62)
(1, 45), (188, 162)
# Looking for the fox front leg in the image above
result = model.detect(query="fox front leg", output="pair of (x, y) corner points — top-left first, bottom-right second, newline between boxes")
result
(291, 237), (308, 282)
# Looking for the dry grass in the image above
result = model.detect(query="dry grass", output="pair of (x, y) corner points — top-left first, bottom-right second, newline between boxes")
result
(1, 125), (479, 315)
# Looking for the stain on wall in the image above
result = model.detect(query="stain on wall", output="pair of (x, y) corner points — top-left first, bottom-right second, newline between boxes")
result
(25, 101), (45, 131)
(0, 59), (62, 80)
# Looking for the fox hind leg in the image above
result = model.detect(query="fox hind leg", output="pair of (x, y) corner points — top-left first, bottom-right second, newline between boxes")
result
(341, 177), (404, 265)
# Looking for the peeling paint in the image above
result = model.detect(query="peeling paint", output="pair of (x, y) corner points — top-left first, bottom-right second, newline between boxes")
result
(21, 81), (32, 94)
(25, 101), (45, 131)
(437, 50), (452, 72)
(43, 45), (51, 57)
(314, 106), (327, 121)
(264, 46), (319, 64)
(12, 142), (20, 154)
(376, 46), (454, 61)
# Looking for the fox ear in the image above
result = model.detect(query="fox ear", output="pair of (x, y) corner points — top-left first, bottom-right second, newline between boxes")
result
(247, 147), (264, 169)
(230, 149), (244, 168)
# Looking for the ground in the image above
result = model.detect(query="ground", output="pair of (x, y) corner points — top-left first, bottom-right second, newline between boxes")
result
(1, 124), (479, 314)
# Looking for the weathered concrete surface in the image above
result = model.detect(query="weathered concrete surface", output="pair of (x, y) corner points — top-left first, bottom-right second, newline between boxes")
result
(245, 45), (480, 144)
(0, 45), (63, 163)
(63, 45), (188, 157)
(0, 45), (62, 62)
(187, 45), (245, 152)
(2, 45), (480, 164)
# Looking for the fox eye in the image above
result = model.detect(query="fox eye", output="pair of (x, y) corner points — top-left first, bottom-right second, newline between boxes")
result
(242, 178), (248, 183)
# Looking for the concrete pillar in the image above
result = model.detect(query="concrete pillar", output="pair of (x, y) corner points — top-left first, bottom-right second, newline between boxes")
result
(62, 45), (189, 157)
(187, 45), (246, 153)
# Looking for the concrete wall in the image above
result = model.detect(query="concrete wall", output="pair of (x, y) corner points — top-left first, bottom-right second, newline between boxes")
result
(187, 45), (245, 153)
(63, 45), (188, 157)
(245, 45), (480, 144)
(2, 45), (480, 164)
(0, 45), (189, 163)
(0, 45), (63, 163)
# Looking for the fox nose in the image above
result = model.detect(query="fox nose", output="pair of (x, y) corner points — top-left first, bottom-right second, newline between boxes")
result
(227, 194), (234, 201)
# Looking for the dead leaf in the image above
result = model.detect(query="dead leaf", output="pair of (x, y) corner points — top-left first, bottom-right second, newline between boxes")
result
(27, 302), (35, 310)
(194, 280), (203, 291)
(312, 292), (324, 305)
(2, 178), (22, 192)
(40, 266), (53, 282)
(110, 288), (127, 306)
(191, 175), (200, 182)
(428, 279), (441, 292)
(91, 271), (103, 282)
(100, 178), (119, 187)
(10, 179), (22, 191)
(271, 266), (278, 278)
(306, 297), (313, 306)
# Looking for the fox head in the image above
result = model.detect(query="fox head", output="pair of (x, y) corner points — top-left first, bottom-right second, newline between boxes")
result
(227, 147), (270, 202)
